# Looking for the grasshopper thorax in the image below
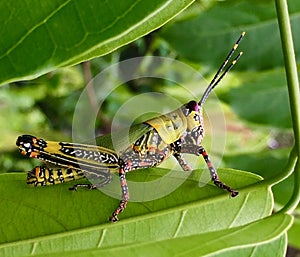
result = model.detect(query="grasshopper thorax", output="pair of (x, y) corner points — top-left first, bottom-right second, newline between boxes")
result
(145, 100), (204, 146)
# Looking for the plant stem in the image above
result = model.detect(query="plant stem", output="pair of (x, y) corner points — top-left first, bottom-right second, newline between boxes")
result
(277, 148), (299, 214)
(275, 0), (300, 213)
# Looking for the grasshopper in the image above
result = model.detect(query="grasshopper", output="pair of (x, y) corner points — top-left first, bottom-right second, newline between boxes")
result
(16, 32), (245, 222)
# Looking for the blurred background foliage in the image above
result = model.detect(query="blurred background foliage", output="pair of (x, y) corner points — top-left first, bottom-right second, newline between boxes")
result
(0, 0), (299, 253)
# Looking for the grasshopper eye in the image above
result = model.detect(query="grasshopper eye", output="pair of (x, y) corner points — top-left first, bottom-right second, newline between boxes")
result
(185, 100), (199, 113)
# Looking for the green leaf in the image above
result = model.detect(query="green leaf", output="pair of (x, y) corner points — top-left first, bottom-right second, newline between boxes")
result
(219, 69), (292, 128)
(288, 217), (300, 249)
(159, 0), (300, 70)
(223, 149), (290, 180)
(0, 0), (194, 85)
(0, 167), (278, 256)
(211, 235), (288, 257)
(223, 148), (293, 207)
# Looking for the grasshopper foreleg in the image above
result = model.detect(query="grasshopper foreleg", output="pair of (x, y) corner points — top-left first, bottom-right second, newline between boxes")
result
(171, 140), (192, 172)
(179, 145), (239, 197)
(173, 152), (192, 171)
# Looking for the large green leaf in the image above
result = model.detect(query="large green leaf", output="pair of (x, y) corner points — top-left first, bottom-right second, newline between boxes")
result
(0, 0), (194, 85)
(0, 167), (286, 256)
(159, 0), (300, 70)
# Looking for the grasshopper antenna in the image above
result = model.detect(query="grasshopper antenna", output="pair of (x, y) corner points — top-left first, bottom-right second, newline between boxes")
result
(199, 32), (245, 108)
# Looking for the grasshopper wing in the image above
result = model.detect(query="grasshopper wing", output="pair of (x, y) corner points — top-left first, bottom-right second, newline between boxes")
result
(95, 123), (152, 153)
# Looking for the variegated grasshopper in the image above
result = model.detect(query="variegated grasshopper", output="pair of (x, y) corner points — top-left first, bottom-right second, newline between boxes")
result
(16, 32), (245, 222)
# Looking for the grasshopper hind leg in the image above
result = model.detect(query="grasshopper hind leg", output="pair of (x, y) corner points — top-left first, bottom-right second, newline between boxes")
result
(109, 167), (129, 222)
(109, 153), (163, 222)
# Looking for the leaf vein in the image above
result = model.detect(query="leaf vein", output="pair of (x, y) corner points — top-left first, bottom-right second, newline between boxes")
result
(0, 0), (72, 60)
(173, 210), (187, 238)
(97, 228), (107, 248)
(228, 192), (250, 228)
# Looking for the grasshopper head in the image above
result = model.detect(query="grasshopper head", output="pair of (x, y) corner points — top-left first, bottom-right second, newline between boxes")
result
(182, 100), (205, 145)
(184, 100), (203, 127)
